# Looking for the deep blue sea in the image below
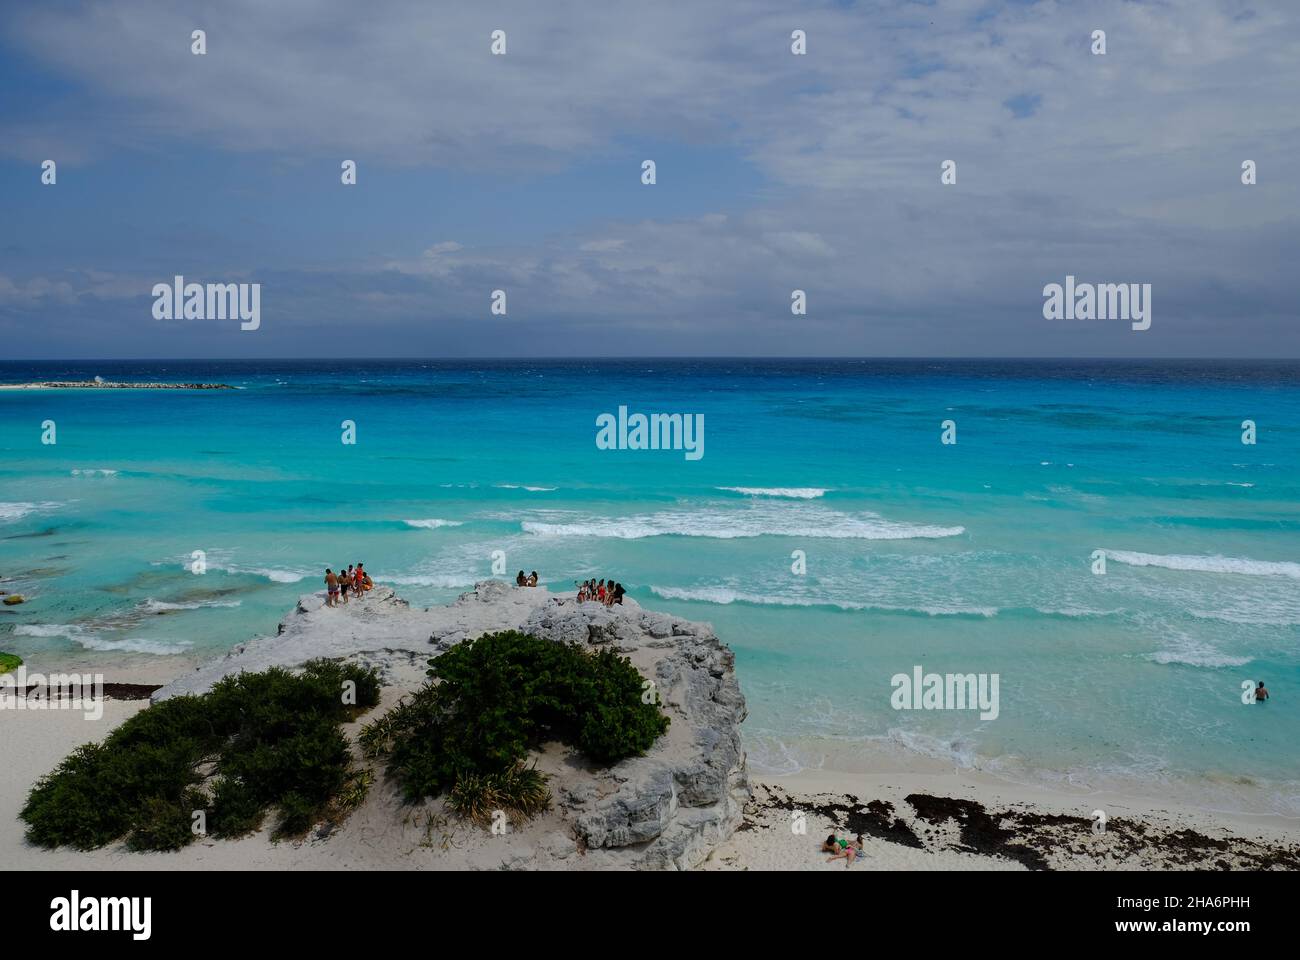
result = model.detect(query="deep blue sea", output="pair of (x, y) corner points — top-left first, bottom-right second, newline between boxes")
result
(2, 359), (1297, 814)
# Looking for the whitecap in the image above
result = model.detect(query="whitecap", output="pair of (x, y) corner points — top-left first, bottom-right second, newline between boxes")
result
(522, 505), (963, 541)
(0, 501), (63, 522)
(648, 585), (995, 617)
(1104, 550), (1300, 580)
(77, 637), (193, 656)
(139, 598), (241, 612)
(717, 487), (828, 499)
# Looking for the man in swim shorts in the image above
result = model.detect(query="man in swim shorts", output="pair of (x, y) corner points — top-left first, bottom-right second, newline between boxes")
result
(324, 568), (339, 607)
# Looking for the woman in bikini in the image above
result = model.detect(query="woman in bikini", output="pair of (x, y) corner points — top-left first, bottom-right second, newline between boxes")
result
(822, 833), (864, 867)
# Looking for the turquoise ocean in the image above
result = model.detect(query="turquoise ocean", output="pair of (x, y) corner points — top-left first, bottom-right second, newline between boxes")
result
(2, 359), (1297, 815)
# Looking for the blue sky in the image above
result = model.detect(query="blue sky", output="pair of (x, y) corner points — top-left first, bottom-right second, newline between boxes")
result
(1, 0), (1297, 358)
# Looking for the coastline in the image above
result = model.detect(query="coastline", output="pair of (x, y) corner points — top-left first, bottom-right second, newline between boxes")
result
(3, 584), (1297, 870)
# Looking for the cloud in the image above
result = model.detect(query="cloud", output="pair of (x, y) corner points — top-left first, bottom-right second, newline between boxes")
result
(1, 0), (1297, 356)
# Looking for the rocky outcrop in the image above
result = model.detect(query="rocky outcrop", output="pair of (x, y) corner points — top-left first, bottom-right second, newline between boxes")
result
(152, 580), (749, 870)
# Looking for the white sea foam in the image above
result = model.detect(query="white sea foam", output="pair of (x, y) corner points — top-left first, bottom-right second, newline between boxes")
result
(139, 598), (241, 612)
(1146, 638), (1252, 669)
(494, 484), (557, 492)
(78, 637), (193, 655)
(522, 505), (963, 541)
(70, 468), (118, 477)
(384, 573), (478, 589)
(402, 518), (465, 529)
(1186, 594), (1300, 627)
(13, 624), (87, 640)
(1105, 550), (1300, 579)
(1032, 606), (1121, 619)
(717, 486), (828, 499)
(648, 585), (996, 617)
(14, 623), (191, 655)
(873, 727), (982, 769)
(0, 501), (63, 522)
(255, 568), (307, 583)
(204, 562), (308, 583)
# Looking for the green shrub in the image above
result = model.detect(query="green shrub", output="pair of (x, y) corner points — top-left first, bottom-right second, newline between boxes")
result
(0, 652), (22, 675)
(209, 777), (266, 838)
(20, 659), (380, 851)
(365, 631), (668, 822)
(127, 789), (207, 852)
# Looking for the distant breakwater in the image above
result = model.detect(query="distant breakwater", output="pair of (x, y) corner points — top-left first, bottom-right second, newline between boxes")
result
(0, 381), (234, 390)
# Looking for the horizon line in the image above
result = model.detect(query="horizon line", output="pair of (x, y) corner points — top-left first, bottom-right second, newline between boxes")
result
(3, 356), (1300, 364)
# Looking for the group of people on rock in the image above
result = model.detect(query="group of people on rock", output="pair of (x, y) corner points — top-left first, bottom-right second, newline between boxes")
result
(323, 563), (372, 607)
(576, 578), (624, 606)
(516, 570), (539, 587)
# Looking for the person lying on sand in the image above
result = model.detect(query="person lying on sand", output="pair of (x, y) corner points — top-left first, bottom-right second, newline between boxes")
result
(822, 833), (864, 867)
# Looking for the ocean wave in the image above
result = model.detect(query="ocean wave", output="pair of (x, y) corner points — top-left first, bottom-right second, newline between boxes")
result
(70, 469), (118, 477)
(717, 487), (828, 499)
(402, 518), (465, 529)
(1145, 639), (1252, 669)
(14, 624), (87, 640)
(204, 562), (307, 583)
(0, 501), (63, 522)
(78, 637), (193, 656)
(494, 484), (557, 492)
(648, 585), (996, 617)
(872, 727), (982, 769)
(139, 598), (242, 612)
(1185, 595), (1300, 627)
(14, 622), (192, 655)
(384, 573), (478, 588)
(1028, 606), (1121, 619)
(523, 505), (963, 541)
(1104, 550), (1300, 579)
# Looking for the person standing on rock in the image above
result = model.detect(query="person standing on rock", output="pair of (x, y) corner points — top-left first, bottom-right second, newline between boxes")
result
(324, 568), (339, 607)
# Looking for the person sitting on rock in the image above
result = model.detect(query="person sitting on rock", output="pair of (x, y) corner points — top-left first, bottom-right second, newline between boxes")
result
(516, 570), (527, 587)
(526, 571), (538, 587)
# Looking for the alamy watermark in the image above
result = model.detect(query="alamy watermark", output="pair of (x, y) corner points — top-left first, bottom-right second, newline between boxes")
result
(890, 665), (999, 720)
(50, 890), (150, 940)
(152, 275), (260, 330)
(595, 405), (704, 461)
(1042, 275), (1150, 331)
(1, 667), (105, 720)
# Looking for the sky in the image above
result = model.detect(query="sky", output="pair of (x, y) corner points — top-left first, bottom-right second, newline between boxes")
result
(1, 0), (1297, 359)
